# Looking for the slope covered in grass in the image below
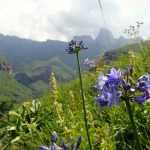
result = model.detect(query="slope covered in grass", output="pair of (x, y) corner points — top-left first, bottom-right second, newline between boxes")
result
(1, 40), (150, 149)
(0, 71), (33, 115)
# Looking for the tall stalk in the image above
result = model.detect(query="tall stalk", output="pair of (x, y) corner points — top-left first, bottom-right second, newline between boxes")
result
(124, 96), (142, 150)
(124, 73), (142, 150)
(76, 52), (92, 150)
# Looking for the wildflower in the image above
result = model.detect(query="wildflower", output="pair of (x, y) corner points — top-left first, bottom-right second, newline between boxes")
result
(95, 68), (122, 106)
(49, 73), (64, 125)
(107, 68), (122, 86)
(51, 131), (58, 143)
(136, 74), (150, 104)
(39, 145), (48, 150)
(95, 67), (143, 149)
(136, 74), (150, 91)
(65, 40), (87, 54)
(49, 72), (59, 100)
(39, 132), (62, 150)
(96, 74), (108, 91)
(136, 94), (147, 104)
(66, 40), (92, 150)
(96, 85), (121, 107)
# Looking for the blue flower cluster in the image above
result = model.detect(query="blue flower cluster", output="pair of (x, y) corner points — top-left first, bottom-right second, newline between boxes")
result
(66, 40), (87, 54)
(96, 68), (122, 106)
(136, 74), (150, 104)
(95, 68), (150, 106)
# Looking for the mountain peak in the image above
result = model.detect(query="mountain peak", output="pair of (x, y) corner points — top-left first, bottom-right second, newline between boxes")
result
(96, 28), (114, 41)
(73, 35), (93, 43)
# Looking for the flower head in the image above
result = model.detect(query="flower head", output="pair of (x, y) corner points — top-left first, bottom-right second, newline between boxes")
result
(96, 87), (121, 107)
(51, 131), (58, 143)
(96, 74), (108, 91)
(66, 40), (87, 54)
(95, 68), (150, 106)
(136, 74), (150, 91)
(136, 94), (147, 104)
(135, 74), (150, 104)
(107, 68), (122, 79)
(106, 68), (122, 86)
(39, 145), (48, 150)
(95, 68), (123, 107)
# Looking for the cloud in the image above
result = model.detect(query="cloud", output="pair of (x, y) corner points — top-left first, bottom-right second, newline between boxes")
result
(0, 0), (149, 41)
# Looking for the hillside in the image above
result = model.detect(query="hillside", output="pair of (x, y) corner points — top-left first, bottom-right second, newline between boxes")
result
(0, 71), (33, 115)
(0, 29), (138, 94)
(15, 57), (76, 96)
(1, 40), (150, 149)
(0, 36), (145, 112)
(0, 28), (133, 71)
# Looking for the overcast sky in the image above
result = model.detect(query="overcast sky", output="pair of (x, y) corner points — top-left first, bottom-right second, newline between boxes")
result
(0, 0), (149, 41)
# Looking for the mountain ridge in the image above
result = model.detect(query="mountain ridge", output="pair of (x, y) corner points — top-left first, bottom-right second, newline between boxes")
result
(0, 28), (138, 90)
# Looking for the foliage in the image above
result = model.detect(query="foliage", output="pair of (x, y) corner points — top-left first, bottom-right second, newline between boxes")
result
(0, 71), (33, 115)
(1, 41), (150, 149)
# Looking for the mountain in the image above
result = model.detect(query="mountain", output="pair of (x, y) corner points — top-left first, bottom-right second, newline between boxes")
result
(95, 28), (115, 49)
(0, 28), (136, 88)
(73, 35), (93, 43)
(14, 57), (75, 95)
(73, 28), (134, 56)
(0, 28), (132, 68)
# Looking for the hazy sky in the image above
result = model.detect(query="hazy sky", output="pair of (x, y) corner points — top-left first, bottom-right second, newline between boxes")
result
(0, 0), (149, 41)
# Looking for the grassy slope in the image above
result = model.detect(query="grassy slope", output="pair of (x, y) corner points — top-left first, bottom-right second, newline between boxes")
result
(0, 71), (33, 114)
(13, 57), (76, 96)
(1, 41), (150, 149)
(23, 57), (74, 79)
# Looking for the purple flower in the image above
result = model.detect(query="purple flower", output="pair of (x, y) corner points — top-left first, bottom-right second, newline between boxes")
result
(95, 68), (123, 107)
(96, 68), (122, 92)
(51, 131), (58, 143)
(96, 74), (108, 91)
(96, 87), (121, 107)
(136, 90), (150, 104)
(66, 40), (87, 54)
(136, 74), (150, 91)
(136, 95), (147, 104)
(135, 74), (150, 104)
(106, 68), (122, 86)
(39, 145), (48, 150)
(107, 68), (122, 80)
(96, 95), (109, 106)
(135, 89), (150, 104)
(96, 69), (150, 106)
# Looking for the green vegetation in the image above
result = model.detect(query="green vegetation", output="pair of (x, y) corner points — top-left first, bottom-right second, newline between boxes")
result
(23, 56), (75, 81)
(0, 71), (33, 115)
(1, 40), (150, 149)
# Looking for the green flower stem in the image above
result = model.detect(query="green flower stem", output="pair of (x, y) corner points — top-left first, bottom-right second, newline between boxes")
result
(76, 52), (92, 150)
(124, 97), (142, 150)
